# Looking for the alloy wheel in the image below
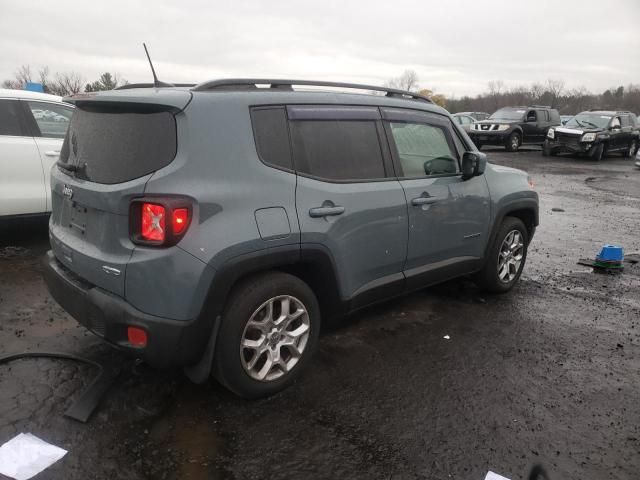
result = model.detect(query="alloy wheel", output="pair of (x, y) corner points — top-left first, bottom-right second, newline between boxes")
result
(240, 295), (310, 382)
(497, 230), (524, 283)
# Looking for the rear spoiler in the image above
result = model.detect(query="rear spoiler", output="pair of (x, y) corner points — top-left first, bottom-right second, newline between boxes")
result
(64, 89), (193, 112)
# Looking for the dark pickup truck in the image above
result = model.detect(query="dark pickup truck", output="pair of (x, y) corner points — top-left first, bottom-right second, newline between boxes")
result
(469, 106), (561, 152)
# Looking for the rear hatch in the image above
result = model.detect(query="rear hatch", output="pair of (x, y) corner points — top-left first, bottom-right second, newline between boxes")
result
(49, 89), (191, 297)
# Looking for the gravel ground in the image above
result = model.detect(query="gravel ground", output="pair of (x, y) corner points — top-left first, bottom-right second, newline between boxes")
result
(0, 148), (638, 480)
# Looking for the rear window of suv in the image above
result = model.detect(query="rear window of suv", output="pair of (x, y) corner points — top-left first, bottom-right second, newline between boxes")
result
(59, 104), (177, 184)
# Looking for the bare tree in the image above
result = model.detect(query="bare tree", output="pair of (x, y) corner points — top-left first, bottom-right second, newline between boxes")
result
(2, 64), (33, 89)
(487, 80), (505, 109)
(529, 83), (544, 103)
(48, 72), (84, 96)
(385, 69), (420, 92)
(546, 79), (565, 108)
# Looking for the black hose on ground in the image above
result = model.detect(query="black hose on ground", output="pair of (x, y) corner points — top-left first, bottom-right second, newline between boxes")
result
(0, 351), (120, 423)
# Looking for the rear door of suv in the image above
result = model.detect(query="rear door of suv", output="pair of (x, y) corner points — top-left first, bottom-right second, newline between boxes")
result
(21, 100), (74, 212)
(381, 107), (490, 289)
(0, 98), (46, 216)
(290, 105), (408, 307)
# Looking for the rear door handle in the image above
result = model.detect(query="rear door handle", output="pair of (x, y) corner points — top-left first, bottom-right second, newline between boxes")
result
(309, 206), (345, 218)
(411, 196), (439, 206)
(45, 150), (61, 157)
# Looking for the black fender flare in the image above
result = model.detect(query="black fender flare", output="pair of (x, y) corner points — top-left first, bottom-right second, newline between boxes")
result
(185, 243), (342, 383)
(483, 198), (539, 261)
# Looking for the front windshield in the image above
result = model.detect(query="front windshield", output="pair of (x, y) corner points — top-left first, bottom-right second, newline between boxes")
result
(565, 113), (612, 129)
(489, 108), (525, 121)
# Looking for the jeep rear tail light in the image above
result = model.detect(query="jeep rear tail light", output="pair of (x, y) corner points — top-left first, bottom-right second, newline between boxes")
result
(130, 197), (193, 247)
(141, 203), (166, 242)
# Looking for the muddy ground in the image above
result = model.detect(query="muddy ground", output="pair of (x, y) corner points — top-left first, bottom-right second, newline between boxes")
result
(0, 148), (639, 480)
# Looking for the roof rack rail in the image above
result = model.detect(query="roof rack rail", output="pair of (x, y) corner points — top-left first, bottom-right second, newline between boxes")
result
(588, 108), (630, 113)
(531, 105), (551, 108)
(115, 82), (196, 90)
(191, 78), (432, 103)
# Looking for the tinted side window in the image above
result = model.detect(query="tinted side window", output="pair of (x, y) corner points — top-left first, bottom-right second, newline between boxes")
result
(536, 110), (549, 122)
(26, 101), (73, 138)
(620, 115), (630, 127)
(251, 107), (292, 170)
(0, 100), (24, 136)
(549, 110), (560, 124)
(388, 122), (458, 177)
(290, 120), (385, 181)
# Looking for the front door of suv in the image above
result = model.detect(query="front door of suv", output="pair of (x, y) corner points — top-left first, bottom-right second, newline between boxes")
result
(381, 108), (491, 290)
(289, 105), (408, 308)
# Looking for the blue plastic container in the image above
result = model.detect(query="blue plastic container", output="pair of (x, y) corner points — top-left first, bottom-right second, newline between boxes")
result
(596, 244), (624, 262)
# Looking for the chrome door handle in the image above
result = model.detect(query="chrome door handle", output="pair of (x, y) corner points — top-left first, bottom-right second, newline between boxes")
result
(309, 206), (345, 218)
(45, 150), (61, 157)
(411, 196), (439, 206)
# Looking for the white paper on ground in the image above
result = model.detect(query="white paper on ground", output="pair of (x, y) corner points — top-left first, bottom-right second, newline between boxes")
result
(0, 433), (67, 480)
(485, 471), (512, 480)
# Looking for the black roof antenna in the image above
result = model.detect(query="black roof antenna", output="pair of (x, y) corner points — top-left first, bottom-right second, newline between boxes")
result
(143, 43), (173, 88)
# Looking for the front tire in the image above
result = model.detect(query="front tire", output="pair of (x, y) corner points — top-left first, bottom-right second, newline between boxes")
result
(542, 140), (555, 157)
(505, 132), (521, 152)
(213, 271), (321, 399)
(590, 143), (605, 161)
(475, 217), (529, 293)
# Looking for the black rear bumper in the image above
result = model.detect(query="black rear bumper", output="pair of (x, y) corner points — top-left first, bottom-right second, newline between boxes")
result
(42, 251), (210, 368)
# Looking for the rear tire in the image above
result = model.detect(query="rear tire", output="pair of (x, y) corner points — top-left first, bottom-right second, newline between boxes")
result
(213, 271), (321, 399)
(624, 139), (638, 158)
(505, 132), (521, 152)
(475, 217), (529, 293)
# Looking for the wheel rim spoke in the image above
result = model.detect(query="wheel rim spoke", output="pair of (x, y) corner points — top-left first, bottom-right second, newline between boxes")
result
(496, 229), (525, 283)
(240, 295), (311, 382)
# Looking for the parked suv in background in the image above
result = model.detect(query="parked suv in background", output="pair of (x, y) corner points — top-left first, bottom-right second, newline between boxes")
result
(458, 111), (490, 121)
(43, 79), (538, 398)
(469, 106), (561, 151)
(452, 112), (476, 132)
(543, 110), (639, 160)
(0, 89), (73, 217)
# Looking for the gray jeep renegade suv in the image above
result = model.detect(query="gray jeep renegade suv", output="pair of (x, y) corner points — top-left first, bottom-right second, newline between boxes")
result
(43, 79), (538, 398)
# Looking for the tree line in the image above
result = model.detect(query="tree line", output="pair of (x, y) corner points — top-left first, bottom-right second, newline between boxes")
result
(4, 65), (638, 115)
(1, 65), (127, 95)
(385, 70), (640, 115)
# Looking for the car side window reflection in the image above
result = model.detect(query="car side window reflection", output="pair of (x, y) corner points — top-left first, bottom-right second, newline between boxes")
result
(26, 101), (74, 139)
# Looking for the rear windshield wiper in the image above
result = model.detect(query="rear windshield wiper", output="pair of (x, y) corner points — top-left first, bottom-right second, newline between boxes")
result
(56, 160), (80, 172)
(56, 161), (88, 180)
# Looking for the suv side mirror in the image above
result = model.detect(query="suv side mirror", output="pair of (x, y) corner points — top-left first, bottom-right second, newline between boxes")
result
(461, 151), (487, 180)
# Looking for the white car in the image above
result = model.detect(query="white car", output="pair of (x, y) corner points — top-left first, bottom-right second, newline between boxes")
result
(0, 89), (74, 217)
(636, 147), (640, 168)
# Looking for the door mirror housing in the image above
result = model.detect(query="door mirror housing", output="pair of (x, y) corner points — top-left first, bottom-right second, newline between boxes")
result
(461, 151), (487, 180)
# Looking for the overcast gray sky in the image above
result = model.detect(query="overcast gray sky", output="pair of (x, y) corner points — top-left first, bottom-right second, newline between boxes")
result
(1, 0), (638, 97)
